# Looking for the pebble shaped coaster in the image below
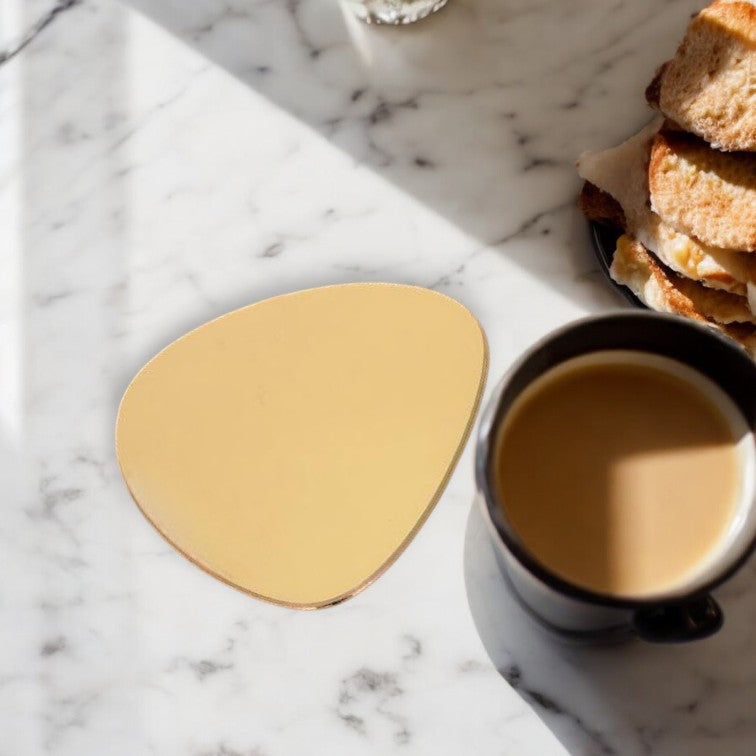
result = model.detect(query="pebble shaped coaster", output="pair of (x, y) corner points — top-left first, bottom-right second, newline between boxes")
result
(116, 284), (487, 608)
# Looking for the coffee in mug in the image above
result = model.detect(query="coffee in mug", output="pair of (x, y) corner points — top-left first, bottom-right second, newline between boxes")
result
(492, 351), (745, 598)
(476, 313), (756, 643)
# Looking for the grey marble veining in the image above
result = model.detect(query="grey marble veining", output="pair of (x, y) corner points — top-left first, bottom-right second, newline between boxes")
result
(1, 0), (753, 753)
(466, 505), (756, 755)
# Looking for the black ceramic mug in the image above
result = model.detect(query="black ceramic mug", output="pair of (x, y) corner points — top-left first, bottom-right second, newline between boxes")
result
(475, 312), (756, 643)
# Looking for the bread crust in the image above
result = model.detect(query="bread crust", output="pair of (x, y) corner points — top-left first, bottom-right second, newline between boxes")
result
(649, 130), (756, 252)
(649, 1), (756, 152)
(611, 235), (756, 324)
(610, 235), (756, 356)
(577, 124), (756, 294)
(578, 182), (626, 230)
(645, 64), (665, 110)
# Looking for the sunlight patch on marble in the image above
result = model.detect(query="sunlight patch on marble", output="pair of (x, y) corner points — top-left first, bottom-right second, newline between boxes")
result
(0, 0), (24, 444)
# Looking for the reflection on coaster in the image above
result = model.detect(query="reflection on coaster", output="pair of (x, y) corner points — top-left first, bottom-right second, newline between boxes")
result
(116, 283), (487, 608)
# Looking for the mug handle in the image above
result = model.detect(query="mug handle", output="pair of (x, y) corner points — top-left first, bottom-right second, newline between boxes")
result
(632, 595), (723, 643)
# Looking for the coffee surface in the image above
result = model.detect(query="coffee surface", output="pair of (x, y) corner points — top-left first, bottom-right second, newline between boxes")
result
(494, 357), (740, 596)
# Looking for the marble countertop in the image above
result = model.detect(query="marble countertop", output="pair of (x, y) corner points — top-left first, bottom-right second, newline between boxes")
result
(1, 0), (755, 753)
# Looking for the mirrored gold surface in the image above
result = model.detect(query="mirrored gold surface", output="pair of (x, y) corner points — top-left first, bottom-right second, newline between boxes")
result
(116, 284), (487, 608)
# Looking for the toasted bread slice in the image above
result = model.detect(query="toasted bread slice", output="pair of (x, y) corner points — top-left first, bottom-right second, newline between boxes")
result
(577, 123), (756, 295)
(580, 180), (756, 306)
(578, 181), (626, 230)
(646, 1), (756, 152)
(610, 235), (756, 356)
(610, 236), (756, 324)
(649, 130), (756, 252)
(673, 270), (756, 323)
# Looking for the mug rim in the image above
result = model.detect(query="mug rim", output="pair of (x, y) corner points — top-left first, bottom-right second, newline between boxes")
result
(475, 310), (756, 611)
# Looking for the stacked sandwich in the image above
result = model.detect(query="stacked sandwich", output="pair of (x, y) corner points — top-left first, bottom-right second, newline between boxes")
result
(577, 0), (756, 357)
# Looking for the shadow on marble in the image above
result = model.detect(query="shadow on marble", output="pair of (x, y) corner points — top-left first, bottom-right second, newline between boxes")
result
(118, 0), (702, 312)
(463, 502), (756, 756)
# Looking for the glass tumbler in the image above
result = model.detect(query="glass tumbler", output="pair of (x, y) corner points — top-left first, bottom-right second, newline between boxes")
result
(345, 0), (449, 24)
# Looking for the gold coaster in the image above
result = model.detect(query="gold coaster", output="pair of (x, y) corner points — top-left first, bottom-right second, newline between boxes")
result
(116, 284), (487, 608)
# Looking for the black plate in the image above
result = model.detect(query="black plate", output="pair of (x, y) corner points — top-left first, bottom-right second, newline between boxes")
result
(589, 222), (645, 309)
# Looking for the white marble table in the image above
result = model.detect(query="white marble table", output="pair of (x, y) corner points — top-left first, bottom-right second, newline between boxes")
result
(1, 1), (754, 754)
